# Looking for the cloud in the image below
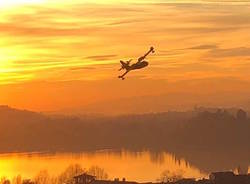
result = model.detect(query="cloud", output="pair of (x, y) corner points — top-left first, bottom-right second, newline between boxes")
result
(149, 26), (242, 35)
(85, 55), (117, 61)
(0, 22), (101, 37)
(159, 44), (218, 57)
(208, 47), (250, 58)
(1, 0), (250, 85)
(107, 19), (148, 26)
(70, 66), (96, 70)
(188, 44), (218, 50)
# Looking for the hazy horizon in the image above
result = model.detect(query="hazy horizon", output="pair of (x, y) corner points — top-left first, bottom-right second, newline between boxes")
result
(2, 78), (250, 114)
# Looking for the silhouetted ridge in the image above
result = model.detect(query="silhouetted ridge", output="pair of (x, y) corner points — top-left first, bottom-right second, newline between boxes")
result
(0, 106), (249, 173)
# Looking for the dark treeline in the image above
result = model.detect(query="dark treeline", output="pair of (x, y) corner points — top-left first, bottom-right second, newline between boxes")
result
(0, 105), (249, 152)
(0, 164), (108, 184)
(0, 105), (194, 152)
(0, 105), (249, 173)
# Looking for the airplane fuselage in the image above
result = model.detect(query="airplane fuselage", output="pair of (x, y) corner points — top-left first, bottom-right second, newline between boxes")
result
(129, 61), (149, 71)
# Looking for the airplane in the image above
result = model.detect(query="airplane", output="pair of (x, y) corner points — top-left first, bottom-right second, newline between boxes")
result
(118, 47), (155, 80)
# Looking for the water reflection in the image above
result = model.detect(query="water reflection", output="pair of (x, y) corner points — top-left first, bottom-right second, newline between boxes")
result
(169, 149), (250, 175)
(0, 150), (206, 182)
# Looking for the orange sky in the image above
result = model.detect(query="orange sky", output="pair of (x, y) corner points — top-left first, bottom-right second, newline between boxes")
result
(1, 0), (250, 113)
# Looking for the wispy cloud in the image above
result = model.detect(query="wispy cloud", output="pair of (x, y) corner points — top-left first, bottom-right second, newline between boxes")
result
(208, 47), (250, 58)
(188, 44), (218, 50)
(0, 1), (250, 84)
(85, 55), (117, 61)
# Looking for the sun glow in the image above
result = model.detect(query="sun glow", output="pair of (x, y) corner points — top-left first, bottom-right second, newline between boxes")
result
(0, 0), (44, 8)
(0, 53), (12, 70)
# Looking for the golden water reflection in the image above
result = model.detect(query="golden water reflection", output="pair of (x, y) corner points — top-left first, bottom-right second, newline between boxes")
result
(0, 151), (206, 182)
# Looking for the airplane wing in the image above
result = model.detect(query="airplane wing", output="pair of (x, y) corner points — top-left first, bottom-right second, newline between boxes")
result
(137, 47), (155, 62)
(137, 56), (145, 62)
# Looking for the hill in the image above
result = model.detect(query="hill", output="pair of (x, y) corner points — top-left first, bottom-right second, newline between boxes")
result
(0, 105), (249, 173)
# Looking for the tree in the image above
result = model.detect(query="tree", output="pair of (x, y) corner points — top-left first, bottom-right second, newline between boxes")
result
(87, 166), (108, 180)
(12, 175), (22, 184)
(157, 169), (184, 183)
(34, 170), (50, 184)
(0, 177), (10, 184)
(58, 164), (85, 184)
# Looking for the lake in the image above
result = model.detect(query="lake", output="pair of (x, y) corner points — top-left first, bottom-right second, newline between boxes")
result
(0, 150), (207, 182)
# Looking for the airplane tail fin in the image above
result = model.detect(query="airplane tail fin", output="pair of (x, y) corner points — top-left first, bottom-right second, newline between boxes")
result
(119, 59), (132, 71)
(119, 60), (125, 71)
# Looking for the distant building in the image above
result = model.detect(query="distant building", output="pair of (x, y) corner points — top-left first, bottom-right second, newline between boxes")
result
(73, 174), (137, 184)
(209, 171), (235, 182)
(175, 178), (195, 184)
(209, 171), (250, 184)
(74, 173), (96, 184)
(22, 180), (35, 184)
(73, 172), (250, 184)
